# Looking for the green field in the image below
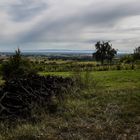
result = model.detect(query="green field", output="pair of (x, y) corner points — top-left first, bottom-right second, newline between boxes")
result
(39, 70), (140, 90)
(1, 70), (139, 140)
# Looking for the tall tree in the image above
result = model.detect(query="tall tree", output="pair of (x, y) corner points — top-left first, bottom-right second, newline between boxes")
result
(93, 41), (117, 65)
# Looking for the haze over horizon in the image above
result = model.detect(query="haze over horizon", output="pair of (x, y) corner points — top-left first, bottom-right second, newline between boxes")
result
(0, 0), (140, 52)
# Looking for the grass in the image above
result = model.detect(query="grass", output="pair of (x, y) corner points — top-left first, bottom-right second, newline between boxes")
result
(39, 71), (71, 77)
(39, 70), (140, 90)
(0, 70), (140, 140)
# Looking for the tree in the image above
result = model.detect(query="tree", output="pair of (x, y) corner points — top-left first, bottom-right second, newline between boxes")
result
(93, 41), (117, 65)
(133, 46), (140, 60)
(1, 49), (36, 81)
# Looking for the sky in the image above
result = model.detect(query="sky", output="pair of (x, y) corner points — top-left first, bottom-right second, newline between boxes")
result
(0, 0), (140, 52)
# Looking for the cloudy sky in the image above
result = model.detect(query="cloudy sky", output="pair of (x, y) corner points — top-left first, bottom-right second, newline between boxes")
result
(0, 0), (140, 52)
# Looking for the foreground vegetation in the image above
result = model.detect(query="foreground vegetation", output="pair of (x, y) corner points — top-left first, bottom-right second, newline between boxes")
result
(0, 69), (140, 140)
(0, 48), (139, 139)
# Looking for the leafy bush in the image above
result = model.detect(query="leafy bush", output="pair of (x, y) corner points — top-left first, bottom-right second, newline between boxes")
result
(1, 49), (36, 81)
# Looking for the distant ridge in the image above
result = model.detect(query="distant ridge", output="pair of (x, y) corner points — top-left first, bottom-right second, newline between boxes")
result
(0, 49), (131, 55)
(22, 49), (93, 54)
(18, 49), (131, 53)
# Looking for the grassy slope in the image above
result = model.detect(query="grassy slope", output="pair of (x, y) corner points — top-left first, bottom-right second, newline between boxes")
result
(1, 70), (140, 140)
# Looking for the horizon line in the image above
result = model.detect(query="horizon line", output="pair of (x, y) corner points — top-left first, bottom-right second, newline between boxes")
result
(0, 49), (132, 54)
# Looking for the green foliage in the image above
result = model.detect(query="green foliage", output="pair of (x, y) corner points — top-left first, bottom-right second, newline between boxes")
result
(133, 46), (140, 60)
(93, 41), (117, 65)
(1, 49), (36, 81)
(120, 54), (134, 64)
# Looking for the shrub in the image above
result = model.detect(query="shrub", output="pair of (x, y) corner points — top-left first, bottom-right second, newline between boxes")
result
(1, 49), (36, 81)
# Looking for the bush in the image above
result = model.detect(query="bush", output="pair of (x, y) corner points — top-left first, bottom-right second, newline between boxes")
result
(1, 49), (37, 81)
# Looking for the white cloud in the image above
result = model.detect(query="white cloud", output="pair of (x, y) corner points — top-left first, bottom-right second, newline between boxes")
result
(0, 0), (140, 52)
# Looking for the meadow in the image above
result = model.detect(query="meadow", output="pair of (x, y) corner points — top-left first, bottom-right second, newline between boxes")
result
(40, 70), (140, 90)
(0, 68), (140, 140)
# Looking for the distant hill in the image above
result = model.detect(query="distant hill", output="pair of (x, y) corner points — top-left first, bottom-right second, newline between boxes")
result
(0, 49), (131, 56)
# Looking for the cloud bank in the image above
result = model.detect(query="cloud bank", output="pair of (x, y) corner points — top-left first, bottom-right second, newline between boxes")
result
(0, 0), (140, 52)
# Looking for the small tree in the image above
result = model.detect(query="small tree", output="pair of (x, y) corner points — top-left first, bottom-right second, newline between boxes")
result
(1, 49), (36, 81)
(133, 46), (140, 60)
(93, 41), (117, 65)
